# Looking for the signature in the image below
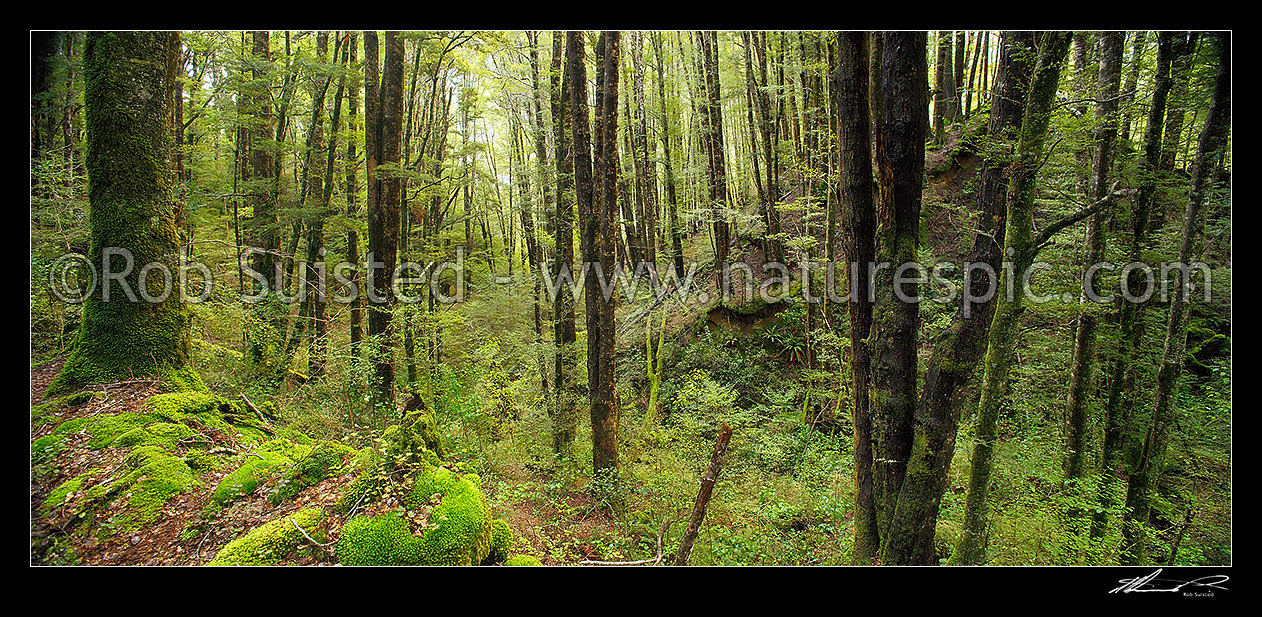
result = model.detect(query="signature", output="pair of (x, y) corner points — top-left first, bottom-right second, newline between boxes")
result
(1110, 568), (1230, 594)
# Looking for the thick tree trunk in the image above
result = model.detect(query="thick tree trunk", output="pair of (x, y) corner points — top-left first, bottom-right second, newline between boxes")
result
(365, 31), (405, 415)
(881, 31), (1036, 566)
(50, 31), (189, 394)
(869, 32), (928, 563)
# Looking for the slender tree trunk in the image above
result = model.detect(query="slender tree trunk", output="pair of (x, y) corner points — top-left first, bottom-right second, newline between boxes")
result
(651, 33), (685, 279)
(1090, 32), (1175, 541)
(833, 31), (879, 564)
(951, 33), (1074, 565)
(591, 31), (622, 480)
(1122, 34), (1229, 566)
(1062, 32), (1123, 485)
(551, 32), (579, 454)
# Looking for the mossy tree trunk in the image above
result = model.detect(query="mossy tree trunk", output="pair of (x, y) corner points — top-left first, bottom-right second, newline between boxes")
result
(1121, 34), (1229, 566)
(551, 31), (579, 455)
(364, 31), (404, 416)
(950, 32), (1073, 565)
(868, 32), (928, 562)
(50, 31), (189, 395)
(591, 31), (622, 480)
(880, 31), (1036, 566)
(1091, 33), (1174, 541)
(1062, 32), (1123, 486)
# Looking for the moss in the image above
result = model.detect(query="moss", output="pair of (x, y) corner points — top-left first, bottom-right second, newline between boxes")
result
(383, 408), (446, 463)
(269, 441), (354, 505)
(141, 392), (227, 421)
(405, 467), (494, 566)
(336, 512), (425, 566)
(31, 391), (100, 427)
(76, 412), (159, 449)
(335, 448), (386, 516)
(488, 518), (512, 563)
(84, 445), (199, 531)
(141, 392), (268, 444)
(32, 434), (69, 461)
(211, 440), (309, 507)
(183, 450), (224, 473)
(161, 366), (208, 393)
(113, 422), (197, 449)
(42, 468), (101, 516)
(206, 508), (326, 566)
(336, 467), (496, 566)
(504, 555), (542, 566)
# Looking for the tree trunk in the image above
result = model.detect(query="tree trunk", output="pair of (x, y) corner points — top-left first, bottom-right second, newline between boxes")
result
(1062, 32), (1123, 485)
(951, 32), (1074, 566)
(50, 31), (189, 394)
(869, 32), (928, 564)
(1091, 32), (1175, 540)
(881, 31), (1037, 566)
(1122, 34), (1229, 566)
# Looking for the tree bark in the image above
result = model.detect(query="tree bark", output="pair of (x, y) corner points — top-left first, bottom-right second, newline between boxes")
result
(50, 31), (189, 394)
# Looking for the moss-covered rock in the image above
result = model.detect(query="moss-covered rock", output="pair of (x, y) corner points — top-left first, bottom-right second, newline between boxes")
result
(84, 445), (199, 531)
(504, 555), (542, 566)
(269, 440), (355, 505)
(206, 507), (326, 566)
(211, 440), (309, 507)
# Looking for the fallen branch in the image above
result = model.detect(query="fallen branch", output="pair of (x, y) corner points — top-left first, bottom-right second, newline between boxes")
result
(290, 517), (334, 548)
(580, 518), (676, 566)
(674, 423), (733, 566)
(240, 393), (272, 428)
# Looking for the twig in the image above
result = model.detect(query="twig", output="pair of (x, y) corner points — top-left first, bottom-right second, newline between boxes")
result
(290, 517), (334, 548)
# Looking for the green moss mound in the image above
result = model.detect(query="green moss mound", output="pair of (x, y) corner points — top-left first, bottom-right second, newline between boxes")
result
(83, 445), (199, 531)
(383, 407), (446, 462)
(113, 422), (197, 449)
(336, 512), (424, 565)
(336, 467), (495, 566)
(207, 508), (326, 566)
(211, 440), (310, 507)
(504, 555), (542, 566)
(488, 518), (512, 563)
(269, 440), (355, 505)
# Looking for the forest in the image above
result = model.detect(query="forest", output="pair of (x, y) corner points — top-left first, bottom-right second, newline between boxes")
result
(29, 29), (1230, 567)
